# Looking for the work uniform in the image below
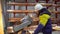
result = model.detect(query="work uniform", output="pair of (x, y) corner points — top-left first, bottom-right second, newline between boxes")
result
(34, 8), (52, 34)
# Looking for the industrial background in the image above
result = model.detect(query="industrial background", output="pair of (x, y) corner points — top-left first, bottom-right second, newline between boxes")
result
(0, 0), (60, 34)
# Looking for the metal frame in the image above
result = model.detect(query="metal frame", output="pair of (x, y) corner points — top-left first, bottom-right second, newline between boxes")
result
(1, 0), (9, 34)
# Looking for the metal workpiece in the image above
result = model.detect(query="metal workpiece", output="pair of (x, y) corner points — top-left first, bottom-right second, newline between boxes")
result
(21, 15), (33, 23)
(13, 15), (33, 32)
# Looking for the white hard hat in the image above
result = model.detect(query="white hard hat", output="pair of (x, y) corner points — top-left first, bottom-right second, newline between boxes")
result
(35, 3), (43, 10)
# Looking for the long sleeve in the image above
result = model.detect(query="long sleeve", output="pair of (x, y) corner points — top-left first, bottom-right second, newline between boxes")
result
(34, 8), (51, 34)
(34, 14), (50, 34)
(39, 14), (50, 26)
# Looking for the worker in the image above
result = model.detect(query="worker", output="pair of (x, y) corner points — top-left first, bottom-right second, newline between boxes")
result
(34, 3), (52, 34)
